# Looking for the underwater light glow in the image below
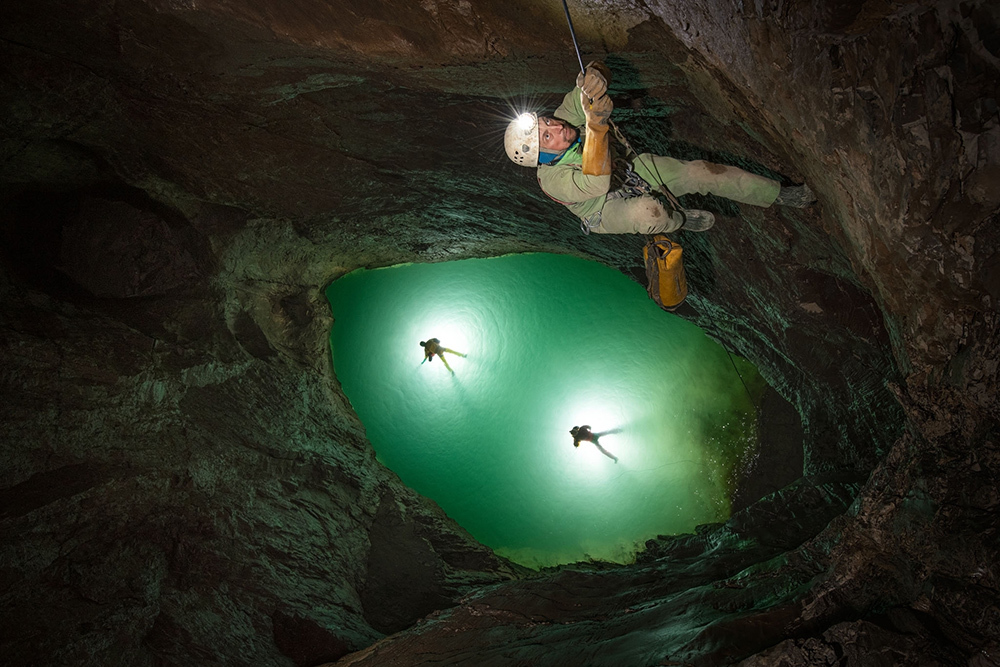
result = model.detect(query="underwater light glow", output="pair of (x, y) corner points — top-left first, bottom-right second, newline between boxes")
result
(327, 253), (764, 569)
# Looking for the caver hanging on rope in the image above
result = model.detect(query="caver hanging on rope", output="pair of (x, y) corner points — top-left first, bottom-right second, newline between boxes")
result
(502, 64), (815, 235)
(502, 3), (816, 236)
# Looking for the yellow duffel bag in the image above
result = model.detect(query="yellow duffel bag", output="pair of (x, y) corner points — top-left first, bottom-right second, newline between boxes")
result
(643, 235), (687, 311)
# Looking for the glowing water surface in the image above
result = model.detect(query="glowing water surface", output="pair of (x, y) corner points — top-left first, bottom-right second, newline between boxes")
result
(326, 253), (763, 569)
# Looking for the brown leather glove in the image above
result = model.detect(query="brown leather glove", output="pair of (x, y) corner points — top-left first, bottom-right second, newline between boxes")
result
(585, 93), (613, 127)
(576, 61), (610, 100)
(582, 94), (613, 176)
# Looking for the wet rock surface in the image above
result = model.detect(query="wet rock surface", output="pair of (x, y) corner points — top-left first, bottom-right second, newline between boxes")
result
(1, 0), (997, 665)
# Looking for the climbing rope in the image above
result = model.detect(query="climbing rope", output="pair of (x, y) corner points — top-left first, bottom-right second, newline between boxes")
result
(560, 0), (586, 74)
(606, 458), (696, 482)
(717, 318), (761, 414)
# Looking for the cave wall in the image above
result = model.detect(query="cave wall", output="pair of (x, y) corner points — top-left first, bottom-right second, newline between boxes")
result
(1, 0), (997, 665)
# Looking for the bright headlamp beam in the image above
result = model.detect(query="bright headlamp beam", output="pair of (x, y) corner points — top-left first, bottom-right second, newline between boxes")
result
(515, 113), (535, 132)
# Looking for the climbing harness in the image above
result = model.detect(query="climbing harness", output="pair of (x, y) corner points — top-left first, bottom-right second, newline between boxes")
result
(580, 158), (662, 235)
(578, 160), (651, 235)
(609, 122), (684, 217)
(577, 119), (686, 236)
(610, 157), (651, 199)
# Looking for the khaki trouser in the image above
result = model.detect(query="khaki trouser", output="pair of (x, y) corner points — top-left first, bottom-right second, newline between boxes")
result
(588, 155), (780, 235)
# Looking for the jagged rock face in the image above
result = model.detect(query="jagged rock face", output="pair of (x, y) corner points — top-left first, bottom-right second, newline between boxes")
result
(1, 1), (997, 666)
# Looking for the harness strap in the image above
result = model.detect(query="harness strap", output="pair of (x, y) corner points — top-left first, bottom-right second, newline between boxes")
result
(540, 126), (685, 235)
(609, 121), (684, 214)
(580, 159), (668, 236)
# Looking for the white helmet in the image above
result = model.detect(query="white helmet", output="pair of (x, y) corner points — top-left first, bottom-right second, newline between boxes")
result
(504, 113), (539, 167)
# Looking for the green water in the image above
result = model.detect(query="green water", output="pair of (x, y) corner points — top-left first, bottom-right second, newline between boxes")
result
(326, 253), (763, 569)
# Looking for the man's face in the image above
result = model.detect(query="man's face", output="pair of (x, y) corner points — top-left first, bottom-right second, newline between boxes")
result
(538, 116), (578, 153)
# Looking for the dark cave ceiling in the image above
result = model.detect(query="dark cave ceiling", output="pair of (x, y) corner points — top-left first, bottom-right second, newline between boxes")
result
(1, 0), (998, 665)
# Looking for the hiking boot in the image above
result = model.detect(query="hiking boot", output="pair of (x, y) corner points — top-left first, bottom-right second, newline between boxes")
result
(774, 184), (816, 208)
(681, 209), (715, 232)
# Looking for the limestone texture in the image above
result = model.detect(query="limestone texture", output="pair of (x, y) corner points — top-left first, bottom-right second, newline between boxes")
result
(0, 0), (997, 665)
